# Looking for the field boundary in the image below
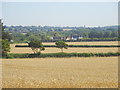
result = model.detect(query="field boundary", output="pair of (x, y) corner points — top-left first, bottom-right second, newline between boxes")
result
(3, 52), (120, 59)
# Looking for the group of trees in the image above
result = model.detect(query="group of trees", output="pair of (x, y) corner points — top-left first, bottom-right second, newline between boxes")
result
(3, 25), (118, 43)
(88, 31), (118, 38)
(28, 40), (68, 54)
(10, 32), (53, 43)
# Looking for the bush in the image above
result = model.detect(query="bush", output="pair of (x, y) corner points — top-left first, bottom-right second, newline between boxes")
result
(5, 54), (14, 59)
(9, 53), (29, 58)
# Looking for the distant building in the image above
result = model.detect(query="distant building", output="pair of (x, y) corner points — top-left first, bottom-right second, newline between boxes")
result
(52, 34), (83, 41)
(52, 37), (62, 40)
(71, 35), (83, 40)
(10, 40), (14, 43)
(66, 36), (71, 40)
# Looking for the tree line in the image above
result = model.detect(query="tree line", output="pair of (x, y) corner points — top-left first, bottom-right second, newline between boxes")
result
(4, 25), (119, 43)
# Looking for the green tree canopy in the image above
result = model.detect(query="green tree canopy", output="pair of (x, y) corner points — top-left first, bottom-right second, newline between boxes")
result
(1, 19), (11, 57)
(2, 32), (12, 41)
(28, 40), (45, 54)
(55, 41), (68, 52)
(2, 39), (10, 57)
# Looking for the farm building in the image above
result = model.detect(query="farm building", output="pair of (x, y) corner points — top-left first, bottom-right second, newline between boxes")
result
(51, 36), (66, 40)
(52, 35), (83, 41)
(71, 35), (83, 40)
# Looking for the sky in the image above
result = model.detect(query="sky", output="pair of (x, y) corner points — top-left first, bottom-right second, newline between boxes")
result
(1, 1), (118, 27)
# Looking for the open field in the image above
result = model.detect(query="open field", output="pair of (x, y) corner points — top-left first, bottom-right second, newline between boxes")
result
(10, 42), (119, 54)
(10, 46), (118, 54)
(13, 41), (118, 45)
(2, 57), (118, 88)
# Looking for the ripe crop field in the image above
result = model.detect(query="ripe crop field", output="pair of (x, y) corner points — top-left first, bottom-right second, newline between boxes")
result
(13, 41), (118, 45)
(10, 41), (119, 54)
(10, 47), (118, 54)
(2, 57), (118, 88)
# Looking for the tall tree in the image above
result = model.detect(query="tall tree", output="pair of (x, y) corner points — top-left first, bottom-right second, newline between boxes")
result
(0, 19), (11, 57)
(28, 40), (45, 54)
(2, 39), (10, 56)
(55, 41), (68, 52)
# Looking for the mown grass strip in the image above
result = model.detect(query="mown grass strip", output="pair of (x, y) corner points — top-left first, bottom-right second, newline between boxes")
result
(4, 52), (120, 58)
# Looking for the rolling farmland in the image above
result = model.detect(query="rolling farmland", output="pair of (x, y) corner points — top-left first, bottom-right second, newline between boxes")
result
(12, 41), (118, 45)
(2, 57), (118, 88)
(2, 41), (119, 88)
(10, 41), (119, 54)
(10, 47), (118, 54)
(1, 1), (119, 88)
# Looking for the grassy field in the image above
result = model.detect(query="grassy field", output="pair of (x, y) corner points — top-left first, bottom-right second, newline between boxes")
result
(2, 57), (118, 88)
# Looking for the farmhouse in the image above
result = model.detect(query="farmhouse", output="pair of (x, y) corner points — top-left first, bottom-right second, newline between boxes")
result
(52, 35), (83, 41)
(51, 36), (66, 40)
(71, 35), (83, 40)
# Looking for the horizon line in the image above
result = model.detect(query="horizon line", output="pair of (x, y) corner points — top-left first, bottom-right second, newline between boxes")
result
(4, 24), (118, 28)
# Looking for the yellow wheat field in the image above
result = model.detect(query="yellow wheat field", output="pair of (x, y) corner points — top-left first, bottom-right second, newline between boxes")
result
(2, 57), (118, 88)
(13, 41), (118, 45)
(10, 44), (118, 54)
(10, 41), (119, 54)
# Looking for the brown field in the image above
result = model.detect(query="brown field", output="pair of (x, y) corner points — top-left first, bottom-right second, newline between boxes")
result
(10, 42), (118, 54)
(2, 57), (118, 88)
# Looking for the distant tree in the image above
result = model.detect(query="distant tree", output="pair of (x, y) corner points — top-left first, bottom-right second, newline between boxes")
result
(25, 32), (32, 37)
(28, 36), (40, 42)
(111, 31), (118, 38)
(98, 32), (104, 38)
(52, 31), (61, 37)
(28, 40), (45, 54)
(118, 26), (120, 40)
(89, 31), (97, 38)
(2, 25), (12, 41)
(83, 32), (88, 38)
(55, 41), (68, 52)
(2, 39), (10, 57)
(103, 31), (111, 38)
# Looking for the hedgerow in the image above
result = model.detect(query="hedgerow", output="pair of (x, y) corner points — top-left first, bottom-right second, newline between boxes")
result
(5, 52), (120, 59)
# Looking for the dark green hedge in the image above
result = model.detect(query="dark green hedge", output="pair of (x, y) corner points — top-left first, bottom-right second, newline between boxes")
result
(15, 45), (120, 48)
(5, 52), (120, 58)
